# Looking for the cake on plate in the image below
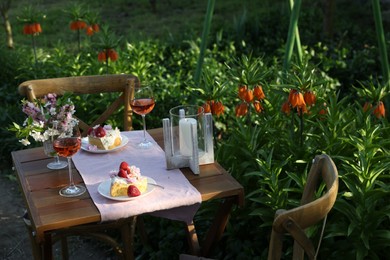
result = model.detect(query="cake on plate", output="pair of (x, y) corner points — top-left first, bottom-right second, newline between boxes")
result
(87, 125), (122, 150)
(110, 161), (148, 197)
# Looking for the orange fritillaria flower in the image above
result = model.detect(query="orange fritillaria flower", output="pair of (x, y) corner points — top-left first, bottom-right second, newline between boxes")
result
(290, 91), (306, 108)
(296, 92), (306, 108)
(297, 104), (308, 116)
(70, 21), (78, 30)
(318, 108), (328, 116)
(235, 102), (248, 117)
(23, 24), (32, 34)
(108, 49), (118, 61)
(288, 89), (297, 104)
(86, 26), (94, 36)
(202, 102), (211, 114)
(304, 91), (316, 106)
(33, 23), (42, 34)
(319, 108), (327, 116)
(78, 20), (87, 29)
(254, 85), (265, 100)
(70, 20), (87, 30)
(92, 24), (100, 33)
(363, 102), (372, 112)
(318, 103), (327, 120)
(86, 24), (100, 36)
(253, 101), (263, 113)
(238, 85), (247, 100)
(281, 100), (291, 115)
(98, 51), (106, 62)
(23, 23), (42, 35)
(30, 24), (37, 34)
(373, 101), (386, 119)
(244, 89), (254, 103)
(212, 101), (225, 116)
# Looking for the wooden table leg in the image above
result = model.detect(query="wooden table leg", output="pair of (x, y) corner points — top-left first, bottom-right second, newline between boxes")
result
(185, 221), (201, 256)
(60, 235), (69, 259)
(25, 222), (42, 260)
(43, 232), (53, 260)
(201, 197), (236, 257)
(121, 216), (136, 260)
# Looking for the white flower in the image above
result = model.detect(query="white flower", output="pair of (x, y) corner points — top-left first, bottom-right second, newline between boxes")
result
(49, 107), (56, 116)
(31, 131), (46, 142)
(32, 120), (45, 128)
(19, 139), (30, 146)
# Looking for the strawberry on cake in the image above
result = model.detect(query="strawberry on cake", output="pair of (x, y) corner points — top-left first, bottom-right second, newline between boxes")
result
(110, 161), (148, 197)
(87, 125), (122, 150)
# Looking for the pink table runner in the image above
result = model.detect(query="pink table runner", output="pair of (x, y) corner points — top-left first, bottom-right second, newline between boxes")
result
(72, 131), (201, 224)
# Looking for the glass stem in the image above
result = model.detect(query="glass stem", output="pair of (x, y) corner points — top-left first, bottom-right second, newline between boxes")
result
(142, 114), (147, 142)
(54, 155), (60, 164)
(67, 157), (75, 188)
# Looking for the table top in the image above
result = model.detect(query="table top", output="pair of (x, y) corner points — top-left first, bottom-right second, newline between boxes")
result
(11, 128), (244, 243)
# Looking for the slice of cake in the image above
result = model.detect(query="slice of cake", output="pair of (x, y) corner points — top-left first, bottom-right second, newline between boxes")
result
(110, 161), (148, 197)
(88, 125), (122, 150)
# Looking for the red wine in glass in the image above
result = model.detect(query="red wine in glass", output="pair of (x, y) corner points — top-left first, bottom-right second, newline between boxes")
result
(53, 124), (86, 197)
(131, 98), (155, 115)
(130, 86), (155, 149)
(53, 137), (81, 157)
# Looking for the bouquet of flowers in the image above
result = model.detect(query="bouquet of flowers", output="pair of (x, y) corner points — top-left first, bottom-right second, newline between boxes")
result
(9, 93), (77, 146)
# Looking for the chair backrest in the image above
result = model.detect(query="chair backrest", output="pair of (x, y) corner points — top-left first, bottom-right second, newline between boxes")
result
(18, 74), (140, 136)
(268, 154), (339, 260)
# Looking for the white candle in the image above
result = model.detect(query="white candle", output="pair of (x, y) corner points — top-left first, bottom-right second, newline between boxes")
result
(179, 118), (197, 156)
(179, 109), (185, 119)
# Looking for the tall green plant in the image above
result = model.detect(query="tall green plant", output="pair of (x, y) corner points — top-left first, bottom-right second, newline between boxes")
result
(371, 0), (390, 87)
(330, 113), (390, 259)
(289, 0), (302, 64)
(283, 0), (302, 72)
(194, 0), (215, 86)
(17, 5), (44, 65)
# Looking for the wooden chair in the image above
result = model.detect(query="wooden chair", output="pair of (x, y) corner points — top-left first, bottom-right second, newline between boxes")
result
(267, 154), (339, 260)
(18, 74), (140, 259)
(18, 74), (140, 135)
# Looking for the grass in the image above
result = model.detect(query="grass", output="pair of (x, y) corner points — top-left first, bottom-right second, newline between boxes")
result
(5, 0), (275, 49)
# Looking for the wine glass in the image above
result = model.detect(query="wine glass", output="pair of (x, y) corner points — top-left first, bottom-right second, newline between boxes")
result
(53, 122), (86, 197)
(130, 86), (156, 149)
(43, 121), (68, 170)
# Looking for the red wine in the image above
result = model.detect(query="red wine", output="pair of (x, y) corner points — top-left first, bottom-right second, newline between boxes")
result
(131, 98), (155, 115)
(53, 137), (81, 157)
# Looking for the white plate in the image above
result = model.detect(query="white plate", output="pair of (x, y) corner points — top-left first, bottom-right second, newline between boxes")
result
(81, 135), (128, 153)
(97, 177), (156, 201)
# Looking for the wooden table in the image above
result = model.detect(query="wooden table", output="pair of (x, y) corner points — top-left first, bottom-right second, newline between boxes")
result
(11, 128), (244, 259)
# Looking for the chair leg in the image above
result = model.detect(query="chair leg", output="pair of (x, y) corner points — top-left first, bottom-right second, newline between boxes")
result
(267, 230), (284, 260)
(292, 241), (306, 260)
(283, 219), (315, 260)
